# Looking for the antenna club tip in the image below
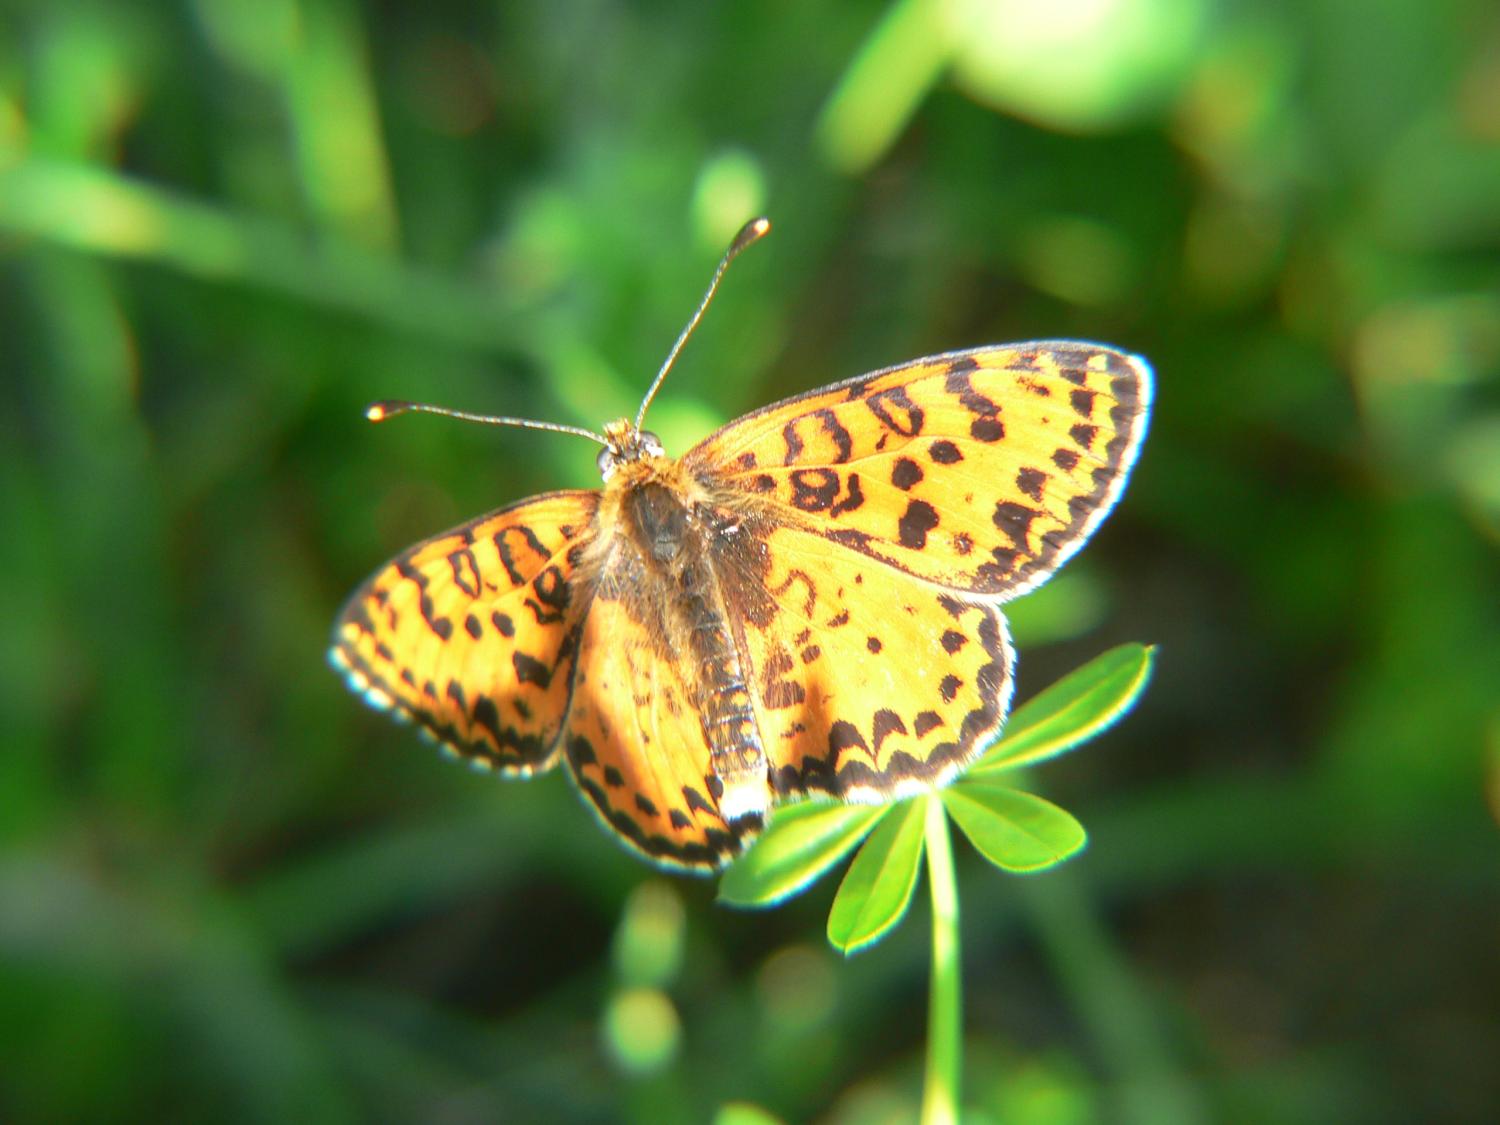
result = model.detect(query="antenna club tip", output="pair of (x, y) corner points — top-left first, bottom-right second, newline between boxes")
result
(366, 400), (406, 422)
(732, 216), (772, 253)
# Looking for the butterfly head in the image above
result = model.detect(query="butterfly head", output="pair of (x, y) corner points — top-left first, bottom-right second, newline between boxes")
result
(597, 419), (666, 481)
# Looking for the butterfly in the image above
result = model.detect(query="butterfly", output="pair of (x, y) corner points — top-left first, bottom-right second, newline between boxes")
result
(330, 218), (1152, 872)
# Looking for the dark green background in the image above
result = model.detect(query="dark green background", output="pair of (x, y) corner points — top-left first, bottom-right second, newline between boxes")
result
(3, 0), (1497, 1121)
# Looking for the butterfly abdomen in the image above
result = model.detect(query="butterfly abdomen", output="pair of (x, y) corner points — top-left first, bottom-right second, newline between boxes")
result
(620, 475), (770, 825)
(681, 584), (765, 824)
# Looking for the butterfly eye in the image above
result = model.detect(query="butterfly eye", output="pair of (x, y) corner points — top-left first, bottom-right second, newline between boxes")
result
(596, 447), (620, 480)
(639, 431), (665, 457)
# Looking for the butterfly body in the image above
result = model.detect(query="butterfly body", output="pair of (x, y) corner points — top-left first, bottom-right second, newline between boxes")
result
(333, 332), (1151, 872)
(586, 445), (772, 829)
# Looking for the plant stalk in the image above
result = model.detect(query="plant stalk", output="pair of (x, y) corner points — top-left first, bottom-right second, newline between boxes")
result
(921, 795), (961, 1124)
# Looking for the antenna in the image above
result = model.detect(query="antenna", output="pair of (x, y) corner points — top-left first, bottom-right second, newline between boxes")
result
(366, 400), (609, 447)
(361, 218), (771, 451)
(634, 216), (771, 431)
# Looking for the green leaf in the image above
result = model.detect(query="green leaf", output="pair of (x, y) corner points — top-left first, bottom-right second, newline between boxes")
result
(826, 796), (927, 954)
(971, 643), (1155, 776)
(943, 784), (1087, 872)
(718, 800), (884, 907)
(713, 1103), (786, 1125)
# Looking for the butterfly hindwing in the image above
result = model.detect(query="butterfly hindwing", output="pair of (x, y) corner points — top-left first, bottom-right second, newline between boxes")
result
(714, 520), (1015, 803)
(562, 552), (762, 871)
(685, 341), (1152, 601)
(330, 490), (598, 774)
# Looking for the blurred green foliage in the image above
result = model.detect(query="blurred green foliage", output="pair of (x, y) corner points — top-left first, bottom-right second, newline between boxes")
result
(2, 0), (1497, 1121)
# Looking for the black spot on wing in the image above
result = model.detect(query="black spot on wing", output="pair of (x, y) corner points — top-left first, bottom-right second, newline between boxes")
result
(526, 566), (570, 624)
(472, 696), (503, 745)
(992, 501), (1040, 551)
(513, 651), (554, 688)
(761, 648), (805, 709)
(829, 473), (865, 515)
(567, 733), (597, 769)
(781, 418), (805, 465)
(969, 416), (1005, 442)
(872, 709), (907, 752)
(898, 499), (940, 549)
(789, 469), (840, 511)
(1016, 467), (1047, 503)
(828, 527), (873, 551)
(446, 679), (467, 712)
(866, 385), (925, 436)
(929, 440), (962, 464)
(815, 408), (853, 463)
(828, 721), (869, 756)
(493, 524), (549, 585)
(891, 457), (923, 490)
(448, 549), (482, 598)
(683, 785), (716, 817)
(945, 362), (1005, 443)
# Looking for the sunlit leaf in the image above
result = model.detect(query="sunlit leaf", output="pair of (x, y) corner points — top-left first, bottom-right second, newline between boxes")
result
(951, 0), (1207, 132)
(971, 643), (1155, 776)
(718, 800), (884, 907)
(943, 784), (1087, 872)
(826, 796), (927, 954)
(713, 1102), (786, 1125)
(814, 0), (951, 172)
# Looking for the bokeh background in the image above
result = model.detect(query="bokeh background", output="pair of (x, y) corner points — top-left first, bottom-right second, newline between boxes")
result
(3, 0), (1498, 1121)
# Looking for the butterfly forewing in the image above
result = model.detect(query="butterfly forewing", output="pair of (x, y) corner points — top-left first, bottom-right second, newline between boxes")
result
(685, 341), (1152, 601)
(330, 490), (598, 773)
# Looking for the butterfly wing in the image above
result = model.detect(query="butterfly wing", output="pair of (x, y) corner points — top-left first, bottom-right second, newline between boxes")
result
(691, 340), (1149, 801)
(684, 341), (1152, 601)
(709, 519), (1014, 802)
(330, 490), (598, 774)
(561, 548), (760, 871)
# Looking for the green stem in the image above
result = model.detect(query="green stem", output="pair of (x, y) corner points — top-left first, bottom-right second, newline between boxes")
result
(921, 795), (961, 1125)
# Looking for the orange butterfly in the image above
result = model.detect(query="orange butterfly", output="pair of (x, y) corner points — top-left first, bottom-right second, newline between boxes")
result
(330, 219), (1152, 871)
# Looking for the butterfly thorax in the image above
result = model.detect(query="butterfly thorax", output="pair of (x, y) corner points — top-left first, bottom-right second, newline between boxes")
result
(590, 453), (769, 825)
